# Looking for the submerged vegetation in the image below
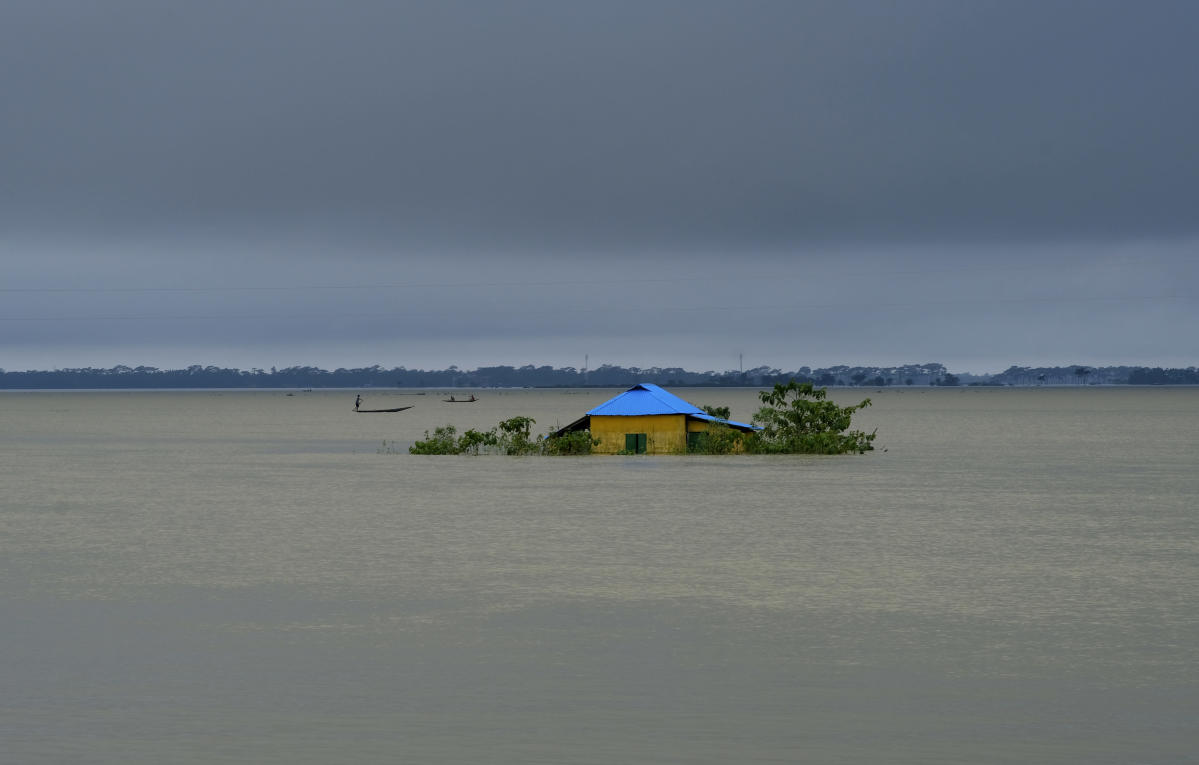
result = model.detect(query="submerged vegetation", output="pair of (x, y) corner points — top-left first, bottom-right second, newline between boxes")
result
(686, 420), (743, 455)
(745, 380), (875, 455)
(406, 416), (598, 456)
(690, 381), (875, 455)
(406, 425), (462, 455)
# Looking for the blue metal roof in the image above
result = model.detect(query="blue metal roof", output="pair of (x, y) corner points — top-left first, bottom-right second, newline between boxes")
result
(587, 383), (704, 416)
(576, 383), (762, 433)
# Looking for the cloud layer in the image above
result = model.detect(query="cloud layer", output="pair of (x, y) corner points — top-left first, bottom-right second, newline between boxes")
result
(2, 1), (1197, 371)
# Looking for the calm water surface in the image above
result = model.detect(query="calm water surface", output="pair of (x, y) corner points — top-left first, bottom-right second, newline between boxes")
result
(2, 388), (1197, 764)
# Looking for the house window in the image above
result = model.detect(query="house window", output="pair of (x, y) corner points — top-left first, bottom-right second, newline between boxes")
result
(625, 433), (647, 454)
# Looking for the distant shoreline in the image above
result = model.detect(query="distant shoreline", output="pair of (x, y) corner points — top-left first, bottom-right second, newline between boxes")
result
(2, 362), (1196, 390)
(4, 384), (1197, 393)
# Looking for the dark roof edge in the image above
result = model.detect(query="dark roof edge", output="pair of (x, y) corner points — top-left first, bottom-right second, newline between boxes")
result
(687, 413), (762, 431)
(548, 415), (590, 439)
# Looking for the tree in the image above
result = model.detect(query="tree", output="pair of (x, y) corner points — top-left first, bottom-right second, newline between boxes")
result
(688, 421), (742, 454)
(496, 416), (537, 454)
(406, 415), (597, 455)
(747, 380), (875, 454)
(457, 428), (498, 455)
(498, 416), (534, 440)
(701, 404), (731, 420)
(542, 429), (598, 455)
(409, 426), (461, 454)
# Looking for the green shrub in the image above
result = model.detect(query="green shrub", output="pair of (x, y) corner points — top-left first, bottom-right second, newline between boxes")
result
(496, 416), (538, 455)
(543, 429), (598, 455)
(456, 427), (498, 455)
(748, 380), (875, 454)
(409, 425), (461, 455)
(688, 421), (743, 454)
(701, 404), (731, 420)
(406, 416), (588, 456)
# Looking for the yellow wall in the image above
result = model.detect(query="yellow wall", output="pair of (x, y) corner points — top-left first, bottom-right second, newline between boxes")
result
(590, 414), (690, 454)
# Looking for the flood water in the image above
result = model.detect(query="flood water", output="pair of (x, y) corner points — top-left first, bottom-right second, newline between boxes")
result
(2, 387), (1197, 763)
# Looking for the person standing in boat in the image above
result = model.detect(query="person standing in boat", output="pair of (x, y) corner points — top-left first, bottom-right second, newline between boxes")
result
(354, 394), (362, 411)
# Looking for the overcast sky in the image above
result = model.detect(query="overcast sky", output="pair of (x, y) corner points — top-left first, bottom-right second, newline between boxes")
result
(3, 0), (1196, 374)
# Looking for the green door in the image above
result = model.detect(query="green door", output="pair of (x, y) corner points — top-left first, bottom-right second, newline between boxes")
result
(625, 433), (647, 454)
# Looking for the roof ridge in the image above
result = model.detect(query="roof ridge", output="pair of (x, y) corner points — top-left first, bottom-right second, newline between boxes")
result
(585, 382), (703, 416)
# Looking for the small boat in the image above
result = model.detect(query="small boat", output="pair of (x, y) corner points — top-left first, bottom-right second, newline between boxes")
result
(443, 394), (477, 403)
(354, 406), (413, 413)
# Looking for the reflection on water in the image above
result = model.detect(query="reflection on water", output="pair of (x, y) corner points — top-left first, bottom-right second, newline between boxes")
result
(2, 388), (1197, 763)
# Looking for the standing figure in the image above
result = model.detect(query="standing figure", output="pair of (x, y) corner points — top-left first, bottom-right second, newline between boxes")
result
(354, 394), (362, 411)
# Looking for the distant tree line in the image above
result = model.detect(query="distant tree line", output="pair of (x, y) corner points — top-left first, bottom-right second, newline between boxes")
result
(987, 365), (1199, 386)
(1, 362), (1196, 389)
(1124, 367), (1199, 385)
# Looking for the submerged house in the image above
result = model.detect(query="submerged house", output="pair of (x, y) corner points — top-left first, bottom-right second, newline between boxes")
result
(552, 383), (759, 454)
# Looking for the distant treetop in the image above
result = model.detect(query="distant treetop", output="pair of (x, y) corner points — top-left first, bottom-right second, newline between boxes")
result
(1, 362), (1195, 389)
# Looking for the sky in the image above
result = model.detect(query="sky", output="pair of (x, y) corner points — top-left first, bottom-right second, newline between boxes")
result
(2, 0), (1197, 374)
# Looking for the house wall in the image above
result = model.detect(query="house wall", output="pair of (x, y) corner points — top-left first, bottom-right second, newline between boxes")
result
(590, 414), (689, 454)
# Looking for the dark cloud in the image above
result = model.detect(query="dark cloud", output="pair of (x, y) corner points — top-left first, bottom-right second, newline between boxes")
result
(2, 1), (1197, 371)
(3, 0), (1197, 246)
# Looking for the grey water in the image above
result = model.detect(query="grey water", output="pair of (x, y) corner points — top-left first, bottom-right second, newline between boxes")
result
(2, 387), (1197, 764)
